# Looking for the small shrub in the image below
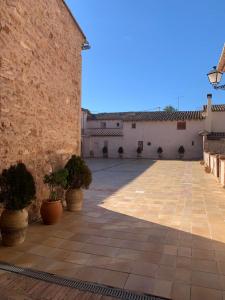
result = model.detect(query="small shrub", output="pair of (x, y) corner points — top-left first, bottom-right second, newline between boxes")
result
(0, 163), (36, 210)
(102, 146), (108, 154)
(157, 147), (163, 154)
(118, 147), (124, 154)
(43, 169), (68, 201)
(64, 155), (92, 190)
(137, 147), (142, 154)
(178, 146), (185, 155)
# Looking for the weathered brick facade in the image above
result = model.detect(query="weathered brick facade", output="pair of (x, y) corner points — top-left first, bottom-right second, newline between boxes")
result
(0, 0), (85, 220)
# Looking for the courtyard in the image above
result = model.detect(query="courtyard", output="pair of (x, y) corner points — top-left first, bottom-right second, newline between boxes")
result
(1, 159), (225, 300)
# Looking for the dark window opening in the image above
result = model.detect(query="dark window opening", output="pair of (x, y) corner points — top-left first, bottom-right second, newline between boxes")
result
(116, 123), (120, 127)
(177, 121), (186, 130)
(147, 142), (151, 146)
(138, 141), (143, 151)
(132, 123), (136, 129)
(192, 141), (194, 146)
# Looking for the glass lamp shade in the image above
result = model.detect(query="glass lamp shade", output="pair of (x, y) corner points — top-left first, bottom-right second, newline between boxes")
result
(207, 66), (223, 85)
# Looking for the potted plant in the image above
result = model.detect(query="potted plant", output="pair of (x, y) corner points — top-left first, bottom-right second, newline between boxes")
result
(64, 155), (92, 211)
(178, 145), (185, 159)
(118, 146), (124, 158)
(102, 146), (108, 158)
(41, 168), (68, 225)
(157, 147), (163, 159)
(0, 163), (36, 246)
(137, 146), (142, 158)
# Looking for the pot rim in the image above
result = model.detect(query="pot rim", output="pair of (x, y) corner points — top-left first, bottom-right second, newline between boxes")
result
(43, 199), (62, 204)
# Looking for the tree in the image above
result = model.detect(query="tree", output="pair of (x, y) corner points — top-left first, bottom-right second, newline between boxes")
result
(163, 105), (177, 112)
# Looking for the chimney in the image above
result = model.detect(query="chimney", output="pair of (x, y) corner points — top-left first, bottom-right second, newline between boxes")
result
(205, 94), (212, 132)
(207, 94), (212, 115)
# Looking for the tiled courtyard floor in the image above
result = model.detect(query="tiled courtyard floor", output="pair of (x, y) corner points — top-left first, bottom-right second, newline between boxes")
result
(1, 159), (225, 300)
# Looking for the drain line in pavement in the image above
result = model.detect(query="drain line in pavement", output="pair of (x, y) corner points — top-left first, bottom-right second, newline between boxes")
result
(0, 262), (170, 300)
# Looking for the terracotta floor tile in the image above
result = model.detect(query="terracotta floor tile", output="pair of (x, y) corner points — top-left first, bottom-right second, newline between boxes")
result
(171, 282), (191, 300)
(131, 261), (158, 277)
(155, 265), (175, 281)
(80, 243), (120, 257)
(124, 274), (154, 294)
(191, 286), (223, 300)
(191, 258), (219, 274)
(153, 278), (172, 299)
(175, 268), (191, 284)
(191, 270), (221, 290)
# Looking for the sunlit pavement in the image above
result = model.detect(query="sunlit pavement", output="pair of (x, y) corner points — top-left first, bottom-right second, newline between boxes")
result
(2, 159), (225, 300)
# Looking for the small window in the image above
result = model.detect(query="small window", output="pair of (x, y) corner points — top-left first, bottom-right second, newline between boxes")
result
(100, 122), (106, 129)
(116, 122), (120, 127)
(177, 121), (186, 130)
(132, 123), (136, 129)
(192, 141), (194, 146)
(147, 142), (151, 146)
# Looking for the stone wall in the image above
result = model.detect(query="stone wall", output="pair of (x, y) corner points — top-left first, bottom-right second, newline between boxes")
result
(204, 139), (225, 154)
(0, 0), (85, 220)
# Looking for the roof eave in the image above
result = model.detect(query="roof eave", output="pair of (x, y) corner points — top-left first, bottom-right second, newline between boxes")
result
(217, 44), (225, 72)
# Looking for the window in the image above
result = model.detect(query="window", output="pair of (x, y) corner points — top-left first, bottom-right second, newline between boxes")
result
(138, 141), (143, 151)
(116, 122), (120, 127)
(192, 141), (194, 146)
(100, 122), (106, 129)
(147, 142), (151, 146)
(132, 123), (136, 129)
(177, 121), (186, 130)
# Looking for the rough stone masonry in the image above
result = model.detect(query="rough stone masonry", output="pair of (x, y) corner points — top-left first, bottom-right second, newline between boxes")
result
(0, 0), (86, 220)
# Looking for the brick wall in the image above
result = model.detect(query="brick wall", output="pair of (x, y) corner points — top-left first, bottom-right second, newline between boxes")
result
(0, 0), (85, 220)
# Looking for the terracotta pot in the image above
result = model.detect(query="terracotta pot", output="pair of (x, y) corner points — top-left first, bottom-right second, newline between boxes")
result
(66, 189), (83, 211)
(40, 200), (63, 225)
(0, 209), (28, 246)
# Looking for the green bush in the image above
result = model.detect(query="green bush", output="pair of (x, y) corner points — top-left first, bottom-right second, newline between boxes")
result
(43, 169), (68, 201)
(0, 163), (36, 210)
(118, 147), (124, 154)
(157, 147), (163, 154)
(178, 145), (185, 154)
(64, 155), (92, 190)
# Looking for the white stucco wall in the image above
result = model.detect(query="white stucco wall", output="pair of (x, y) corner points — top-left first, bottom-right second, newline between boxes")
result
(122, 120), (204, 159)
(211, 112), (225, 131)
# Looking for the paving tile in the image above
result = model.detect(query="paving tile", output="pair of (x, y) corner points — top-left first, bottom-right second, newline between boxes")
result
(191, 270), (221, 290)
(171, 282), (191, 300)
(191, 286), (223, 300)
(124, 274), (154, 294)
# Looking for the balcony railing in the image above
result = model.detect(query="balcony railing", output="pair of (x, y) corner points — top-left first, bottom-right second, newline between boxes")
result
(83, 128), (123, 136)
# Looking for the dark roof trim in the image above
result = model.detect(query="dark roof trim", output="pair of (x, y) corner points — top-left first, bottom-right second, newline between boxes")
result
(62, 0), (87, 41)
(203, 104), (225, 112)
(87, 111), (204, 121)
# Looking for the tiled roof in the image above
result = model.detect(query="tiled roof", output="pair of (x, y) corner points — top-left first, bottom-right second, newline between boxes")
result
(203, 104), (225, 112)
(88, 111), (204, 121)
(207, 132), (225, 140)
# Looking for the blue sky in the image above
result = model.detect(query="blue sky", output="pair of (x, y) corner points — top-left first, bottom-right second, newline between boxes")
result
(66, 0), (225, 113)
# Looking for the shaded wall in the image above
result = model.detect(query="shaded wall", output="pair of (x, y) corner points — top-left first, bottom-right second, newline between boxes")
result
(0, 0), (84, 220)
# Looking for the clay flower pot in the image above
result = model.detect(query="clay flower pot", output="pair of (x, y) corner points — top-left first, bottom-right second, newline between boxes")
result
(66, 189), (83, 211)
(40, 200), (63, 225)
(0, 209), (28, 246)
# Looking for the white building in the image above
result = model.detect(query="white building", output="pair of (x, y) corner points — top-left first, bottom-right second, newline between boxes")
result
(81, 95), (225, 159)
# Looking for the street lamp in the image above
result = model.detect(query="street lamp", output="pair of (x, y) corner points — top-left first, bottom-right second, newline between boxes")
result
(207, 66), (225, 90)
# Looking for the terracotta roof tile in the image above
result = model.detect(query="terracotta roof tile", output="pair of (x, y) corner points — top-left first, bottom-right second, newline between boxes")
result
(88, 111), (204, 121)
(203, 104), (225, 112)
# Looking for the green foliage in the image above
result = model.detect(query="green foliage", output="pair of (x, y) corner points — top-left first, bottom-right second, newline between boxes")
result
(64, 155), (92, 190)
(43, 169), (68, 201)
(178, 145), (185, 154)
(137, 147), (142, 154)
(118, 147), (124, 154)
(163, 105), (177, 112)
(0, 163), (36, 210)
(157, 147), (163, 154)
(102, 146), (108, 154)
